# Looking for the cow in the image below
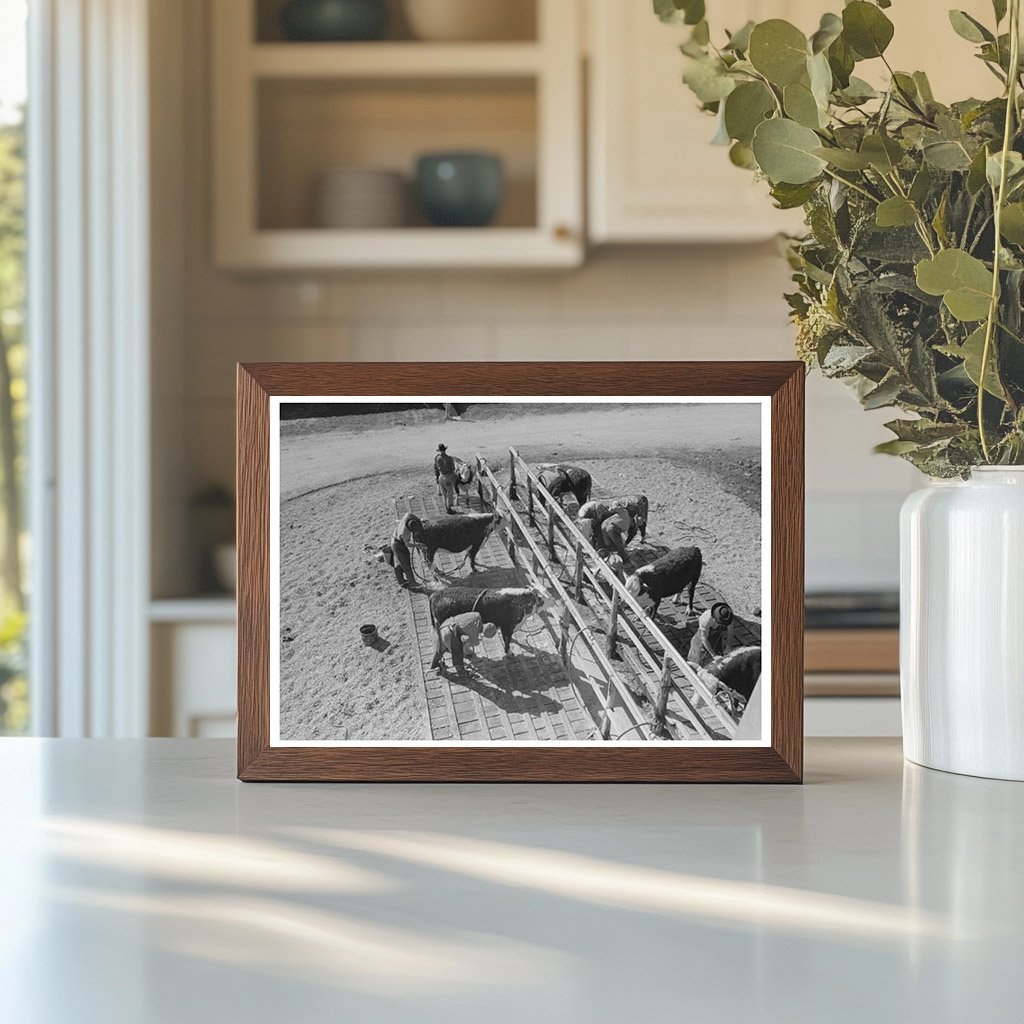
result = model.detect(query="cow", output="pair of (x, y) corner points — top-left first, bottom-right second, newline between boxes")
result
(453, 457), (477, 506)
(702, 646), (761, 717)
(624, 546), (703, 618)
(537, 464), (592, 510)
(404, 512), (505, 573)
(429, 585), (558, 656)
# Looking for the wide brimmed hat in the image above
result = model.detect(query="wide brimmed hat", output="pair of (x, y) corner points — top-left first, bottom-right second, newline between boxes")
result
(710, 602), (734, 625)
(437, 443), (447, 451)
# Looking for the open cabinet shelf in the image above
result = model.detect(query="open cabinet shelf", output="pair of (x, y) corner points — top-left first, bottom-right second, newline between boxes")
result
(212, 0), (582, 269)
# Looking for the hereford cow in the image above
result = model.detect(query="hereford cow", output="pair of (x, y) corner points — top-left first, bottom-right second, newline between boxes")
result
(429, 585), (557, 656)
(405, 512), (505, 573)
(624, 546), (703, 618)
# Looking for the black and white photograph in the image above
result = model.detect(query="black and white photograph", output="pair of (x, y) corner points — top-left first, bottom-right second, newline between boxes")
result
(270, 397), (770, 745)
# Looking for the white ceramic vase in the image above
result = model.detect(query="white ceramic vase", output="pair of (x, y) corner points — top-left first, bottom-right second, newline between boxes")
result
(901, 467), (1024, 780)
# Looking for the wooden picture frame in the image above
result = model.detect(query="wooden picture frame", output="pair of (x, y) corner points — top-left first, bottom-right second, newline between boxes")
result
(237, 362), (804, 782)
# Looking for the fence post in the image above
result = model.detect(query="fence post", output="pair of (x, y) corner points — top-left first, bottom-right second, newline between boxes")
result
(527, 477), (535, 526)
(605, 589), (620, 659)
(507, 526), (517, 565)
(559, 617), (569, 666)
(574, 540), (585, 601)
(547, 515), (557, 562)
(654, 658), (673, 737)
(508, 450), (517, 501)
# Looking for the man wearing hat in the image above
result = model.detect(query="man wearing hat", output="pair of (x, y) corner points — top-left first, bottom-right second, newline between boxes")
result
(377, 512), (419, 588)
(431, 612), (498, 674)
(687, 601), (736, 667)
(434, 443), (459, 514)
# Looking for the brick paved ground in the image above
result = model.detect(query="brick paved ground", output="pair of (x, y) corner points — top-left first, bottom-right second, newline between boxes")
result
(397, 489), (599, 742)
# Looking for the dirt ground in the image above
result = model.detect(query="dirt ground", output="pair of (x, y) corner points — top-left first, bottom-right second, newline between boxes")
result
(278, 403), (763, 741)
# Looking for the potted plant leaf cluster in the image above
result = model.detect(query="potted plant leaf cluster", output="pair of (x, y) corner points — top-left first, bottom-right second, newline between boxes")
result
(657, 0), (1024, 779)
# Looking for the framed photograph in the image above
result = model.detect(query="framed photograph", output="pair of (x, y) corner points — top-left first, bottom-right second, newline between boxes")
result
(237, 362), (804, 782)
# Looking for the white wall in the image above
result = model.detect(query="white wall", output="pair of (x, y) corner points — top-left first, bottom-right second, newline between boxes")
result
(158, 0), (919, 599)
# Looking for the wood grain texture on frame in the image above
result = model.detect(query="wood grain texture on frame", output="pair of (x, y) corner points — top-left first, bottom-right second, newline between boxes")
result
(237, 362), (804, 783)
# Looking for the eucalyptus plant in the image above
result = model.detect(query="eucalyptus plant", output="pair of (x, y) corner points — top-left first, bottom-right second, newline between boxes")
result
(657, 0), (1024, 475)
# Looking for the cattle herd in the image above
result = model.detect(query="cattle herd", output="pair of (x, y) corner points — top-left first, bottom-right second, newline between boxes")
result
(374, 447), (763, 735)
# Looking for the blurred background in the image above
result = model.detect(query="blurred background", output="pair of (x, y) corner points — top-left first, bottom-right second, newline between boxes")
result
(0, 0), (997, 740)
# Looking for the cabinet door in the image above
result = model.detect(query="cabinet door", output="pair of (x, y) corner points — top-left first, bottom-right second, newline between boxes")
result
(588, 0), (809, 243)
(588, 0), (995, 244)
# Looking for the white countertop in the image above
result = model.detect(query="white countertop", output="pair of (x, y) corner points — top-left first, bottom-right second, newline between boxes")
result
(1, 738), (1020, 1023)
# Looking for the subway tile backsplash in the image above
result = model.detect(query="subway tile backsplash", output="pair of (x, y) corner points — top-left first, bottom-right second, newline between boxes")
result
(182, 247), (917, 593)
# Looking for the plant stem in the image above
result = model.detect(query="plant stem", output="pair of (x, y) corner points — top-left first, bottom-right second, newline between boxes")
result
(979, 0), (1021, 462)
(884, 171), (939, 254)
(822, 167), (880, 205)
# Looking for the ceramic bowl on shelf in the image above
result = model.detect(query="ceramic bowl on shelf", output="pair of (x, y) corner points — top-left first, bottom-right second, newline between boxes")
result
(403, 0), (534, 42)
(280, 0), (389, 42)
(415, 152), (504, 227)
(315, 167), (407, 229)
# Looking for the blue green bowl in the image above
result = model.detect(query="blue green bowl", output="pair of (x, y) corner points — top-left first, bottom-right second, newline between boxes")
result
(281, 0), (388, 42)
(415, 152), (505, 228)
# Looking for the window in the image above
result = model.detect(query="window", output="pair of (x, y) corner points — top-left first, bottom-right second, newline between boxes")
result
(0, 0), (28, 734)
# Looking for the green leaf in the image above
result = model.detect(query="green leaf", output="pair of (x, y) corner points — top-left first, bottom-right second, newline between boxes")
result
(682, 57), (736, 104)
(913, 71), (935, 104)
(748, 20), (809, 86)
(986, 150), (1024, 191)
(814, 146), (872, 170)
(827, 35), (856, 88)
(923, 140), (972, 171)
(751, 118), (828, 184)
(653, 0), (705, 26)
(915, 249), (994, 322)
(1000, 203), (1024, 244)
(909, 164), (933, 205)
(874, 439), (922, 455)
(723, 81), (775, 144)
(932, 190), (950, 247)
(967, 144), (991, 193)
(862, 374), (903, 409)
(939, 325), (1006, 398)
(784, 80), (824, 129)
(993, 0), (1008, 24)
(885, 418), (963, 443)
(836, 76), (879, 104)
(860, 133), (904, 173)
(842, 1), (895, 59)
(876, 197), (918, 228)
(771, 180), (820, 209)
(724, 20), (755, 53)
(810, 12), (843, 54)
(729, 140), (757, 169)
(948, 10), (994, 44)
(808, 51), (833, 108)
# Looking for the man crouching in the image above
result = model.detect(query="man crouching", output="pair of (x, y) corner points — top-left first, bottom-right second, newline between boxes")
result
(376, 512), (420, 588)
(431, 612), (497, 674)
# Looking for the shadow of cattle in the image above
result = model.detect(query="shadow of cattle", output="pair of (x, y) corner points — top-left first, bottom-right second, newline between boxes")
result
(454, 650), (571, 716)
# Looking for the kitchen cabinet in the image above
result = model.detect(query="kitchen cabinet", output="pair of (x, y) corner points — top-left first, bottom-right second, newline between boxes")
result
(150, 600), (237, 738)
(211, 0), (583, 269)
(586, 0), (998, 244)
(587, 0), (812, 243)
